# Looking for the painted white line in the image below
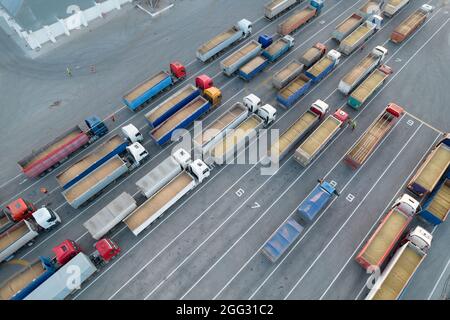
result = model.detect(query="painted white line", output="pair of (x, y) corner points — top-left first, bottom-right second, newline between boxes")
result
(427, 257), (450, 300)
(0, 173), (22, 189)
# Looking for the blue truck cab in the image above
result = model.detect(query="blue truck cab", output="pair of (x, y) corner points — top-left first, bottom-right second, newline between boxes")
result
(297, 180), (339, 223)
(258, 34), (273, 49)
(85, 115), (108, 138)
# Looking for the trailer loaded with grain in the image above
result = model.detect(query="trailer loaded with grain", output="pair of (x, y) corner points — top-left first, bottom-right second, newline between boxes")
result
(264, 0), (300, 20)
(332, 13), (364, 42)
(221, 40), (262, 76)
(390, 4), (433, 44)
(339, 16), (383, 55)
(419, 178), (450, 225)
(383, 0), (411, 17)
(277, 0), (324, 36)
(272, 59), (304, 89)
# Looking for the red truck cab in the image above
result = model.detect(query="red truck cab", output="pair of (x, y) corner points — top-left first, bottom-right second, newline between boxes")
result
(170, 61), (186, 79)
(195, 74), (213, 91)
(94, 238), (121, 262)
(4, 198), (36, 222)
(52, 239), (82, 265)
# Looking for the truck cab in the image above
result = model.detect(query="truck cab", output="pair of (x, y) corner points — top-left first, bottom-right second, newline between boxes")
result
(237, 19), (252, 37)
(243, 94), (277, 126)
(327, 49), (342, 65)
(393, 193), (420, 216)
(370, 14), (383, 30)
(125, 142), (149, 167)
(310, 99), (330, 118)
(52, 239), (82, 265)
(204, 87), (222, 107)
(85, 115), (108, 138)
(188, 159), (211, 184)
(91, 238), (121, 265)
(405, 226), (433, 253)
(170, 61), (186, 79)
(172, 148), (192, 170)
(4, 198), (36, 222)
(121, 124), (143, 143)
(310, 0), (325, 13)
(283, 35), (295, 48)
(195, 74), (213, 91)
(32, 207), (61, 230)
(373, 45), (388, 59)
(258, 34), (273, 49)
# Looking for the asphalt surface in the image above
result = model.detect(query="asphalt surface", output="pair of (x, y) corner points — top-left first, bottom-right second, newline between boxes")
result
(0, 0), (449, 300)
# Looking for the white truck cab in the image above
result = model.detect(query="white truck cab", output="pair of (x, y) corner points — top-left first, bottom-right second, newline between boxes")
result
(126, 142), (149, 166)
(172, 148), (192, 170)
(283, 35), (295, 48)
(370, 14), (383, 30)
(394, 193), (420, 215)
(421, 4), (434, 13)
(373, 45), (388, 59)
(311, 99), (330, 116)
(407, 226), (433, 253)
(327, 49), (341, 65)
(237, 19), (253, 37)
(32, 207), (61, 229)
(189, 159), (211, 183)
(121, 124), (144, 143)
(243, 94), (277, 126)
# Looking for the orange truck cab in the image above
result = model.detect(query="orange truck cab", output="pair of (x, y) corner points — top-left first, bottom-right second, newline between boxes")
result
(4, 198), (36, 222)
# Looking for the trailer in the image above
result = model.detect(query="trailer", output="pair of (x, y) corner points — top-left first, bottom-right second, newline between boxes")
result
(345, 104), (403, 169)
(196, 19), (252, 62)
(83, 192), (137, 240)
(304, 49), (341, 84)
(419, 178), (450, 225)
(358, 0), (383, 18)
(390, 4), (433, 44)
(408, 134), (450, 197)
(294, 109), (348, 167)
(339, 16), (383, 55)
(261, 218), (304, 262)
(270, 101), (329, 161)
(277, 0), (324, 35)
(17, 116), (108, 178)
(298, 180), (339, 224)
(276, 74), (312, 108)
(348, 65), (392, 109)
(356, 194), (419, 270)
(272, 60), (304, 89)
(366, 226), (432, 300)
(221, 40), (262, 76)
(383, 0), (410, 17)
(332, 13), (364, 42)
(238, 56), (269, 81)
(262, 35), (295, 62)
(338, 46), (387, 95)
(299, 42), (327, 67)
(264, 0), (299, 20)
(0, 221), (38, 263)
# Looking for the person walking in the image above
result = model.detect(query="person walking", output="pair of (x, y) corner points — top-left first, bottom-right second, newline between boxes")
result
(349, 118), (357, 131)
(66, 66), (72, 77)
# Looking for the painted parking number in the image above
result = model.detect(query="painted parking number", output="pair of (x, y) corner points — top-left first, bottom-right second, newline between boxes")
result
(329, 180), (338, 188)
(346, 194), (355, 202)
(407, 120), (414, 126)
(236, 188), (244, 197)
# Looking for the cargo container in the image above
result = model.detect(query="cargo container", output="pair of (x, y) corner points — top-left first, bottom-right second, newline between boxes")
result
(294, 109), (348, 166)
(277, 0), (324, 35)
(408, 134), (450, 197)
(356, 194), (418, 270)
(238, 56), (270, 81)
(366, 226), (432, 300)
(0, 198), (36, 234)
(299, 42), (327, 67)
(298, 180), (339, 223)
(339, 16), (383, 55)
(338, 46), (387, 95)
(345, 104), (403, 169)
(304, 49), (341, 84)
(262, 35), (295, 62)
(419, 178), (450, 225)
(196, 19), (252, 62)
(18, 116), (108, 178)
(264, 0), (300, 20)
(331, 13), (364, 42)
(221, 40), (262, 76)
(390, 4), (433, 43)
(383, 0), (410, 17)
(276, 74), (313, 108)
(347, 65), (392, 109)
(358, 0), (383, 18)
(123, 62), (186, 111)
(272, 59), (304, 89)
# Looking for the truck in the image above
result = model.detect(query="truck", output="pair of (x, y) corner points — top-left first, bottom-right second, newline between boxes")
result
(0, 207), (61, 263)
(407, 134), (450, 198)
(299, 42), (327, 67)
(297, 180), (339, 223)
(17, 116), (108, 178)
(365, 226), (432, 300)
(347, 65), (392, 109)
(419, 178), (450, 225)
(24, 238), (120, 300)
(331, 13), (364, 42)
(338, 46), (388, 95)
(62, 142), (149, 209)
(269, 100), (329, 161)
(383, 0), (410, 17)
(390, 4), (433, 44)
(294, 109), (349, 167)
(124, 151), (211, 236)
(122, 62), (186, 112)
(196, 19), (252, 62)
(145, 75), (213, 128)
(277, 0), (324, 36)
(276, 74), (313, 108)
(261, 218), (304, 262)
(262, 35), (295, 62)
(150, 87), (222, 146)
(355, 194), (418, 270)
(304, 49), (341, 84)
(0, 198), (36, 234)
(56, 124), (143, 190)
(83, 192), (137, 240)
(339, 16), (383, 55)
(238, 56), (270, 81)
(345, 104), (404, 169)
(358, 0), (383, 19)
(272, 59), (304, 89)
(264, 0), (300, 20)
(221, 40), (262, 76)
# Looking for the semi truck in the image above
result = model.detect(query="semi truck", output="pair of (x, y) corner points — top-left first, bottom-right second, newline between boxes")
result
(0, 207), (61, 263)
(83, 192), (137, 240)
(18, 116), (108, 178)
(56, 125), (143, 190)
(331, 13), (364, 42)
(262, 35), (295, 62)
(365, 226), (432, 300)
(355, 194), (418, 270)
(338, 45), (387, 95)
(294, 109), (349, 167)
(390, 4), (433, 44)
(277, 0), (324, 36)
(383, 0), (410, 17)
(221, 40), (262, 76)
(270, 100), (329, 161)
(299, 42), (327, 67)
(276, 74), (312, 108)
(345, 104), (403, 169)
(358, 0), (383, 19)
(122, 62), (186, 112)
(145, 75), (213, 128)
(304, 49), (341, 84)
(238, 56), (270, 81)
(272, 59), (304, 89)
(297, 180), (339, 223)
(261, 218), (304, 262)
(339, 16), (383, 55)
(264, 0), (300, 20)
(62, 143), (149, 209)
(196, 19), (252, 62)
(347, 65), (392, 109)
(150, 87), (222, 146)
(407, 134), (450, 198)
(419, 178), (450, 226)
(124, 150), (211, 236)
(1, 198), (36, 234)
